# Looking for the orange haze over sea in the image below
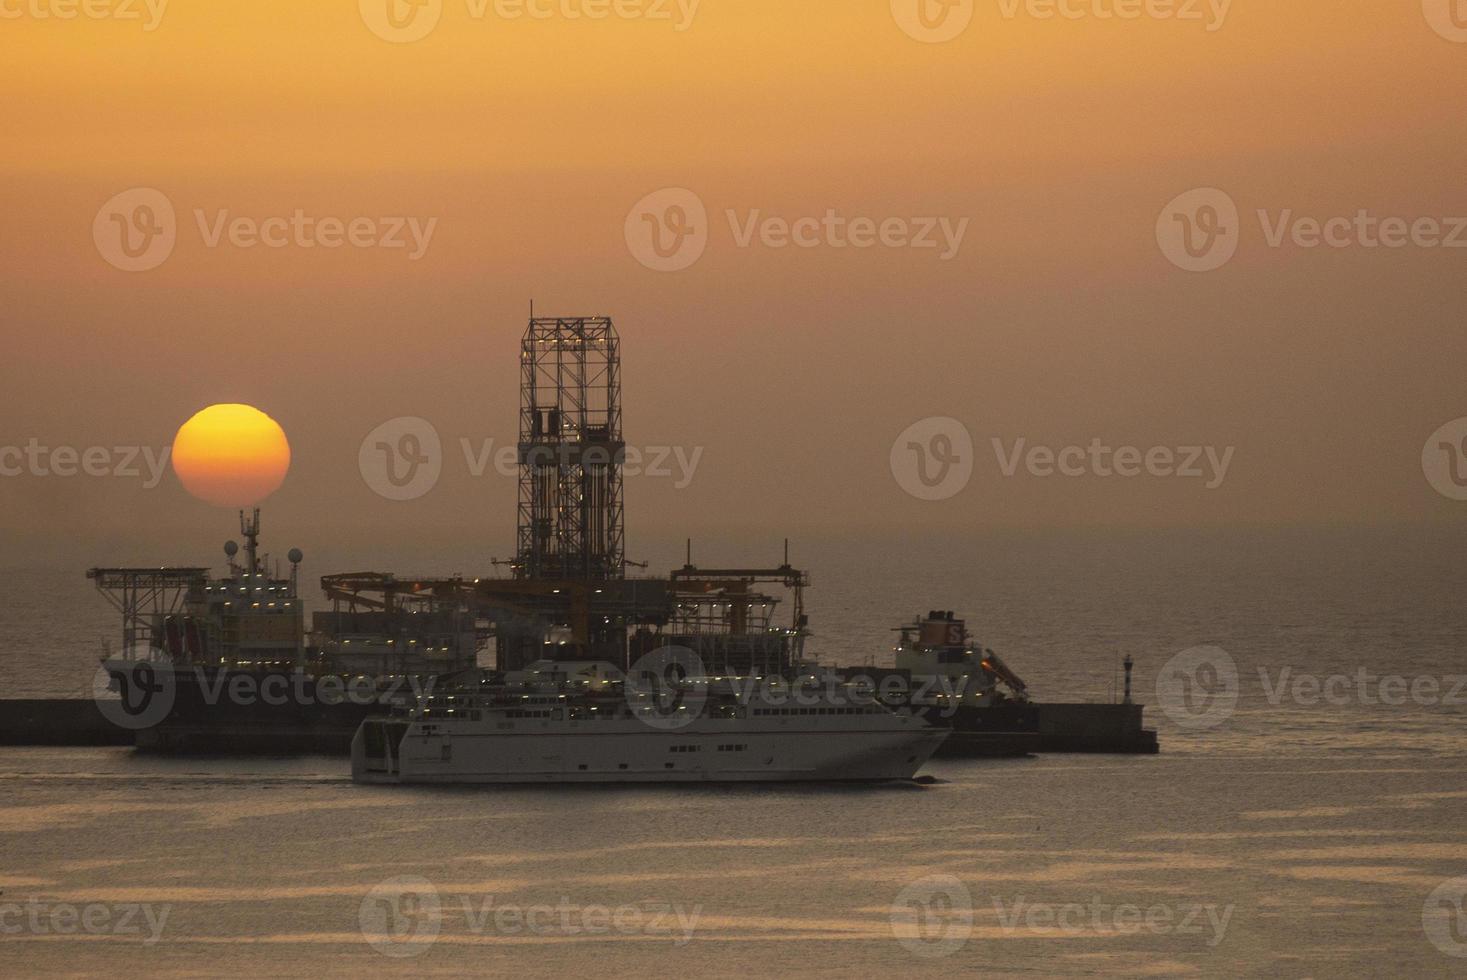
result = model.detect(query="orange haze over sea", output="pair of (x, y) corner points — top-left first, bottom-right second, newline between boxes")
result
(2, 2), (1465, 562)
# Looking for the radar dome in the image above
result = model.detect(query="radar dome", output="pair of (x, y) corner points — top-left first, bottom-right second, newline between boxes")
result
(288, 548), (304, 564)
(224, 540), (239, 557)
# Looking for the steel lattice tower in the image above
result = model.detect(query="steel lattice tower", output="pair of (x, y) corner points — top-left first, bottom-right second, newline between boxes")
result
(516, 317), (625, 580)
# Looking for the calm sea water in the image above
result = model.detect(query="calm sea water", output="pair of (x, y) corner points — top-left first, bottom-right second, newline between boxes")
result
(3, 526), (1466, 976)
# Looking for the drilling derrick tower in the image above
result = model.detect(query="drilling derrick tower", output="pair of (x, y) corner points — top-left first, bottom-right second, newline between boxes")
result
(516, 316), (626, 581)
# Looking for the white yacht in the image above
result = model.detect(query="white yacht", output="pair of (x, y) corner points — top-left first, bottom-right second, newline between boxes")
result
(351, 662), (948, 784)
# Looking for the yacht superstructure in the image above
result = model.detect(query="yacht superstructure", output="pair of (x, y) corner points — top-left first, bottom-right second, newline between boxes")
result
(352, 663), (948, 784)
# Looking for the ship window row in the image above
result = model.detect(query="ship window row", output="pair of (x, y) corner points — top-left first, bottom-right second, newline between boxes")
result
(504, 709), (554, 719)
(752, 707), (878, 716)
(716, 744), (747, 752)
(568, 707), (619, 720)
(669, 745), (701, 753)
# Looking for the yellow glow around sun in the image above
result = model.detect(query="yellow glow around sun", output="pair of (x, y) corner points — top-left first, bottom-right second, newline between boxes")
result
(171, 404), (291, 507)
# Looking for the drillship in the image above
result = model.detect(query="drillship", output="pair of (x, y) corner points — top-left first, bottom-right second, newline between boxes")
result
(352, 661), (949, 784)
(92, 509), (475, 751)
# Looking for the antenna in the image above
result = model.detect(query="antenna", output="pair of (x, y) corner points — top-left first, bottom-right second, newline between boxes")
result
(239, 508), (261, 575)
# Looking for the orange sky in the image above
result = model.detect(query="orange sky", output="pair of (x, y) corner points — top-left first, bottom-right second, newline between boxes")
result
(2, 1), (1466, 565)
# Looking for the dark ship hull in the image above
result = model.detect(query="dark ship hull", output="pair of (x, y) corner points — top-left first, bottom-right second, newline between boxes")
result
(103, 661), (396, 755)
(927, 700), (1041, 758)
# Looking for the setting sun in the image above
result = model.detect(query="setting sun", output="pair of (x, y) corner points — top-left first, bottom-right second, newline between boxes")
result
(170, 403), (290, 507)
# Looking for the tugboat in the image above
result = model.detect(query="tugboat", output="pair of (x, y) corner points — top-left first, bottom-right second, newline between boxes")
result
(898, 611), (1041, 757)
(836, 611), (1040, 757)
(352, 660), (949, 784)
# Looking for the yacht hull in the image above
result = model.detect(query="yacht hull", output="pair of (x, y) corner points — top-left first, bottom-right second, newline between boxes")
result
(352, 719), (947, 785)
